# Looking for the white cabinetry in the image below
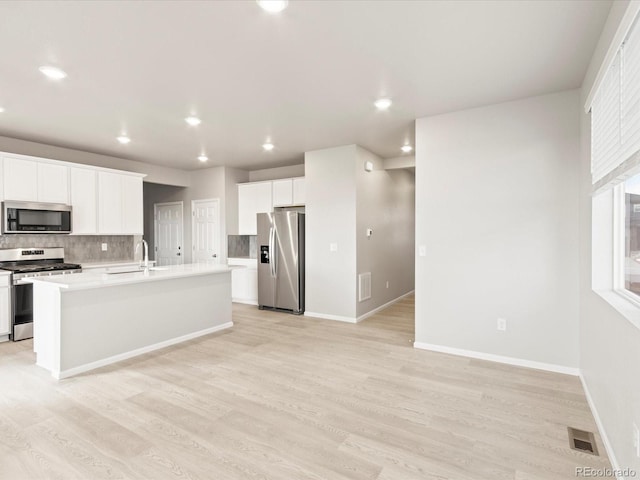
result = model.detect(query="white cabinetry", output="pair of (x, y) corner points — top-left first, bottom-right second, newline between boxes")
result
(230, 261), (258, 305)
(2, 156), (68, 203)
(292, 177), (306, 205)
(0, 273), (10, 339)
(98, 172), (143, 235)
(272, 179), (293, 207)
(3, 157), (37, 201)
(238, 182), (272, 235)
(237, 176), (305, 235)
(37, 163), (69, 203)
(70, 168), (97, 234)
(121, 175), (143, 234)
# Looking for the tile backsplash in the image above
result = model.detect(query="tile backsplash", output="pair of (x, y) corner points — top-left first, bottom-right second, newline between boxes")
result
(228, 235), (257, 259)
(0, 234), (137, 264)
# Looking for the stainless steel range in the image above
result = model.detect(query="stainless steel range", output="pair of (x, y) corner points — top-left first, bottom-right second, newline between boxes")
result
(0, 248), (81, 341)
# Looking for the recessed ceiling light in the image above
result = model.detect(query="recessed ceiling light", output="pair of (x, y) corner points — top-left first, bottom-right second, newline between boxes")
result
(262, 143), (274, 151)
(185, 116), (201, 126)
(401, 145), (413, 153)
(257, 0), (288, 13)
(374, 98), (392, 110)
(117, 135), (131, 144)
(198, 155), (208, 162)
(0, 107), (4, 113)
(39, 65), (67, 80)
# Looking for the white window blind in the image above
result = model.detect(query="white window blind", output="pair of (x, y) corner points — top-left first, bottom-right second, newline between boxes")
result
(622, 16), (640, 161)
(591, 52), (621, 183)
(591, 14), (640, 185)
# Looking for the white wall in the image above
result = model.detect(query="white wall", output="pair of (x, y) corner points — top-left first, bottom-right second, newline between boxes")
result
(225, 167), (250, 236)
(143, 167), (226, 263)
(249, 164), (304, 182)
(356, 147), (415, 317)
(0, 135), (190, 186)
(578, 0), (640, 474)
(415, 90), (581, 369)
(305, 146), (357, 319)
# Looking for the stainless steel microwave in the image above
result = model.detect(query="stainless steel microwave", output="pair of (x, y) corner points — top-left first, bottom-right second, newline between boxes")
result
(2, 201), (72, 234)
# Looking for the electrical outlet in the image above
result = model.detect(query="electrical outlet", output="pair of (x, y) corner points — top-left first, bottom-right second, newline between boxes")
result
(418, 245), (426, 257)
(634, 423), (639, 458)
(386, 281), (389, 289)
(101, 243), (108, 252)
(329, 243), (338, 252)
(497, 318), (507, 331)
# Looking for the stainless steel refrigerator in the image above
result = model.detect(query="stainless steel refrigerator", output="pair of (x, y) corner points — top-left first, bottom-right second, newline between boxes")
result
(257, 211), (305, 314)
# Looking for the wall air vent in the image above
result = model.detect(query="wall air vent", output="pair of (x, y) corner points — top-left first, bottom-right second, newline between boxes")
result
(358, 272), (371, 302)
(567, 427), (599, 455)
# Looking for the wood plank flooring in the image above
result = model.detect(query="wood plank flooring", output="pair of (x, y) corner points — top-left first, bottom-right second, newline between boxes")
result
(0, 294), (611, 479)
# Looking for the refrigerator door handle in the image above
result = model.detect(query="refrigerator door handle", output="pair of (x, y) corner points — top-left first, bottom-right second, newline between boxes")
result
(269, 227), (276, 278)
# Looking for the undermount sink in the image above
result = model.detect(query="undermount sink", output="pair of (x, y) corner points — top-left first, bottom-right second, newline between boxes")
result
(148, 267), (169, 271)
(105, 268), (145, 275)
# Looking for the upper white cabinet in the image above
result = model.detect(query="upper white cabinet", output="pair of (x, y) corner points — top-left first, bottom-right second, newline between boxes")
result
(272, 179), (293, 207)
(292, 177), (306, 205)
(0, 152), (145, 236)
(121, 175), (143, 234)
(237, 176), (306, 235)
(3, 156), (69, 203)
(98, 172), (143, 235)
(238, 182), (272, 235)
(37, 163), (69, 204)
(70, 167), (97, 234)
(3, 157), (37, 201)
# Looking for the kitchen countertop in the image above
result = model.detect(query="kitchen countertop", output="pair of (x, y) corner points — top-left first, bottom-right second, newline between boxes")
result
(29, 263), (231, 291)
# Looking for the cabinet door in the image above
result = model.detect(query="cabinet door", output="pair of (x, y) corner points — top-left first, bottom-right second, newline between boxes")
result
(231, 268), (247, 302)
(272, 179), (293, 207)
(37, 163), (69, 203)
(0, 286), (10, 336)
(121, 176), (143, 234)
(238, 182), (272, 235)
(70, 168), (97, 234)
(246, 268), (258, 303)
(293, 177), (306, 205)
(3, 157), (37, 201)
(98, 172), (122, 234)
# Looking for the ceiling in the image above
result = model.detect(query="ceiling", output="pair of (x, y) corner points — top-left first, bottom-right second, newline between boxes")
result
(0, 0), (612, 171)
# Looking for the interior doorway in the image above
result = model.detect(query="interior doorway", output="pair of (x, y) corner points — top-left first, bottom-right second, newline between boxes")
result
(154, 201), (184, 266)
(192, 198), (221, 264)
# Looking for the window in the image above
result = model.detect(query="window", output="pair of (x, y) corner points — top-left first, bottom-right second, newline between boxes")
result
(589, 8), (640, 326)
(621, 173), (640, 301)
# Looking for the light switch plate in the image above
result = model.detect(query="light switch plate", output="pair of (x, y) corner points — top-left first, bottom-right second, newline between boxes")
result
(419, 245), (426, 256)
(329, 243), (338, 252)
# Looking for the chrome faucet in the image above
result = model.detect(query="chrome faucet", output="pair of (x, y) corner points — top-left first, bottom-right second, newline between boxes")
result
(135, 239), (149, 269)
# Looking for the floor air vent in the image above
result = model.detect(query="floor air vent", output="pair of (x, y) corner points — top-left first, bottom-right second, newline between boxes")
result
(568, 427), (599, 455)
(358, 272), (371, 302)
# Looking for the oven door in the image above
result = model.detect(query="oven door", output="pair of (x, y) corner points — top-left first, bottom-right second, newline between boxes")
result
(12, 282), (33, 341)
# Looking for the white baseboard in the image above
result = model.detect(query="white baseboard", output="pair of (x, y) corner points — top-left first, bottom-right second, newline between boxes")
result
(54, 322), (234, 380)
(305, 290), (414, 324)
(579, 374), (622, 480)
(304, 312), (358, 323)
(232, 299), (258, 306)
(413, 342), (580, 376)
(356, 290), (415, 322)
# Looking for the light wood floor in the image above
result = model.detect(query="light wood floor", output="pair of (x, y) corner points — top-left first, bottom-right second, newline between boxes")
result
(0, 294), (611, 479)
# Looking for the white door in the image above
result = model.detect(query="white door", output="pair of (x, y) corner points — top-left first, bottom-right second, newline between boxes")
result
(192, 199), (220, 264)
(155, 202), (184, 266)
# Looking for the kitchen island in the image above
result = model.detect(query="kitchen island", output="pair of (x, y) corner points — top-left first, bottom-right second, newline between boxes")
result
(30, 263), (232, 379)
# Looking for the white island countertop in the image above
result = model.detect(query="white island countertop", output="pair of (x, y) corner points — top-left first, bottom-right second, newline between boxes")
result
(29, 263), (231, 291)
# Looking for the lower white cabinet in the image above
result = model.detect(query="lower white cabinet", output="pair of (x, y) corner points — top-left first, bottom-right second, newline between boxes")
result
(230, 264), (258, 305)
